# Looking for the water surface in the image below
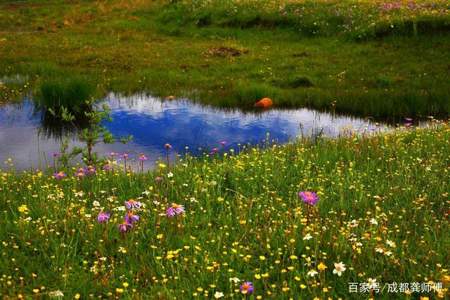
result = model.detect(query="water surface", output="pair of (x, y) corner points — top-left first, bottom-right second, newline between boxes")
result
(0, 93), (386, 170)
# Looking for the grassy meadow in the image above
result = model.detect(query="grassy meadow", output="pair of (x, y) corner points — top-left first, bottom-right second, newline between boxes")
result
(0, 0), (449, 118)
(1, 0), (450, 299)
(1, 123), (449, 299)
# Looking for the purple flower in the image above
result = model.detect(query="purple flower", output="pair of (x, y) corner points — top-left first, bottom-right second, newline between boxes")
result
(166, 203), (185, 217)
(125, 211), (139, 224)
(97, 211), (110, 223)
(121, 153), (129, 160)
(298, 191), (319, 206)
(240, 282), (254, 295)
(210, 147), (219, 155)
(53, 171), (66, 180)
(118, 222), (132, 233)
(86, 166), (96, 176)
(125, 199), (142, 210)
(139, 154), (148, 161)
(220, 141), (227, 146)
(103, 164), (113, 171)
(52, 152), (60, 158)
(75, 168), (85, 178)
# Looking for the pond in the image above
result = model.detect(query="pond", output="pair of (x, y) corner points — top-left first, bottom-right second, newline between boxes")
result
(0, 93), (387, 170)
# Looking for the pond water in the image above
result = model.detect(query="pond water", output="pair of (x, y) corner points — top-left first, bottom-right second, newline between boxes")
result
(0, 93), (387, 170)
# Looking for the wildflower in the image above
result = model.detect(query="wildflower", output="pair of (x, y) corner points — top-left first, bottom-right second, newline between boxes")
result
(125, 199), (142, 210)
(97, 212), (110, 223)
(48, 290), (64, 297)
(164, 143), (172, 150)
(367, 278), (378, 290)
(86, 166), (96, 176)
(240, 282), (254, 295)
(118, 222), (132, 233)
(53, 171), (66, 180)
(166, 203), (185, 217)
(303, 233), (313, 240)
(125, 211), (139, 224)
(155, 176), (163, 183)
(333, 262), (346, 276)
(229, 277), (240, 283)
(210, 147), (219, 155)
(52, 152), (60, 158)
(386, 240), (396, 248)
(139, 154), (148, 161)
(214, 291), (224, 299)
(298, 191), (319, 206)
(103, 163), (113, 171)
(18, 204), (29, 214)
(121, 153), (129, 159)
(318, 262), (327, 271)
(75, 168), (85, 178)
(307, 269), (318, 277)
(220, 141), (227, 146)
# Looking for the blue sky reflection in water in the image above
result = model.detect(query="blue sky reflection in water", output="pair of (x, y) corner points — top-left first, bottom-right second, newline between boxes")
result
(0, 93), (386, 170)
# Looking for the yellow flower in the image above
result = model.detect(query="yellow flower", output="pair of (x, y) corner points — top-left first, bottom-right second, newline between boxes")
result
(116, 288), (124, 294)
(18, 204), (29, 214)
(122, 282), (129, 288)
(318, 262), (327, 272)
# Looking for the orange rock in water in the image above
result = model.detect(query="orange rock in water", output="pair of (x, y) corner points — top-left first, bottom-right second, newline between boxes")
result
(254, 97), (273, 108)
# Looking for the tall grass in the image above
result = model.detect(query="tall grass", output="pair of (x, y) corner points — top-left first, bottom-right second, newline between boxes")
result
(36, 77), (94, 113)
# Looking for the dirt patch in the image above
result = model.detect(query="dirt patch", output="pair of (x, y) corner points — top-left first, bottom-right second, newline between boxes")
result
(204, 46), (248, 58)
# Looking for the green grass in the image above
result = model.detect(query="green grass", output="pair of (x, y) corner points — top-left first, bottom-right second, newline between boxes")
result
(0, 123), (449, 298)
(0, 0), (449, 119)
(36, 77), (94, 112)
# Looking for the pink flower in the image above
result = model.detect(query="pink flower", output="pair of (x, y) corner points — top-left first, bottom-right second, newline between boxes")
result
(210, 147), (219, 155)
(298, 191), (319, 206)
(125, 211), (139, 224)
(240, 282), (254, 295)
(125, 199), (142, 210)
(97, 212), (110, 223)
(75, 168), (85, 178)
(118, 221), (132, 233)
(139, 154), (148, 161)
(103, 164), (113, 171)
(166, 203), (185, 217)
(86, 166), (96, 175)
(53, 171), (66, 180)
